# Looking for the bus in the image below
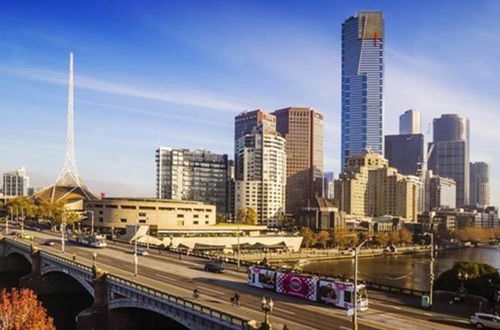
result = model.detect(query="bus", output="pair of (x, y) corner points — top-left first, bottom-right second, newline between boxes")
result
(247, 265), (368, 311)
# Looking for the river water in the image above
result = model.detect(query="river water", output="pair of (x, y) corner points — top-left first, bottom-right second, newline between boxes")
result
(303, 247), (500, 291)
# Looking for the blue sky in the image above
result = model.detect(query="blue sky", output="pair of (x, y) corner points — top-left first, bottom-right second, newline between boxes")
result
(1, 1), (499, 206)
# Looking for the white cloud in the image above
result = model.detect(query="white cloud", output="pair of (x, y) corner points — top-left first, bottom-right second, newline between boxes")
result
(0, 66), (250, 112)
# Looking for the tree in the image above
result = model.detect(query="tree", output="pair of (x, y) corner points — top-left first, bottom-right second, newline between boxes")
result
(245, 208), (257, 225)
(398, 228), (413, 245)
(36, 199), (65, 230)
(299, 227), (315, 248)
(236, 208), (246, 224)
(434, 261), (500, 302)
(388, 231), (401, 245)
(0, 288), (55, 330)
(315, 230), (329, 249)
(375, 232), (389, 247)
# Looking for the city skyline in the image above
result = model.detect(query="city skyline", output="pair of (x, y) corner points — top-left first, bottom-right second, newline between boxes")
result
(1, 1), (499, 207)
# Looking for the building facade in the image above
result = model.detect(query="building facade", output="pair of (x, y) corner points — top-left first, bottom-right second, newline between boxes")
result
(156, 148), (229, 214)
(384, 133), (424, 176)
(296, 197), (345, 231)
(272, 107), (324, 214)
(428, 114), (470, 207)
(341, 11), (384, 166)
(2, 167), (29, 196)
(85, 198), (216, 231)
(427, 175), (456, 211)
(399, 109), (420, 135)
(335, 150), (420, 222)
(469, 161), (490, 207)
(234, 115), (286, 226)
(323, 172), (335, 200)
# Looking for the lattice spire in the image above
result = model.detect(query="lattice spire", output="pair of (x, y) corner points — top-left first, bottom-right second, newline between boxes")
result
(56, 52), (82, 187)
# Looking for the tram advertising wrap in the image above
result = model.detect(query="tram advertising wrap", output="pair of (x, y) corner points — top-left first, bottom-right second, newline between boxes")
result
(248, 266), (276, 290)
(276, 272), (317, 301)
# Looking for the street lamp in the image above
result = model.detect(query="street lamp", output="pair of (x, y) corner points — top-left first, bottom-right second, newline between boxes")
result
(237, 217), (241, 271)
(87, 210), (94, 235)
(423, 232), (435, 309)
(61, 211), (66, 253)
(260, 296), (274, 330)
(133, 222), (138, 276)
(352, 238), (371, 330)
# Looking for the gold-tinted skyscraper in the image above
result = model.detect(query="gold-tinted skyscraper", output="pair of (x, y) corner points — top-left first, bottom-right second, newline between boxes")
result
(273, 107), (324, 215)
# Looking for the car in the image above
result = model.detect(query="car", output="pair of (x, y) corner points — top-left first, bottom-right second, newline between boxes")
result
(470, 313), (500, 329)
(135, 248), (148, 256)
(44, 240), (55, 246)
(204, 261), (225, 273)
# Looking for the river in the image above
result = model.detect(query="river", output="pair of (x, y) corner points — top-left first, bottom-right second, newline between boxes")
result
(302, 247), (500, 291)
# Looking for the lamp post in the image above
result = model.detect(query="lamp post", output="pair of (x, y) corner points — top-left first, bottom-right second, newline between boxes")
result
(352, 238), (370, 330)
(61, 212), (66, 254)
(5, 212), (9, 235)
(134, 223), (138, 276)
(87, 210), (94, 235)
(237, 217), (241, 271)
(260, 296), (274, 330)
(423, 232), (434, 308)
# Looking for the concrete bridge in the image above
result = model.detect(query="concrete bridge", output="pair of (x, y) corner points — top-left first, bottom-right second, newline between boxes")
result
(0, 237), (249, 330)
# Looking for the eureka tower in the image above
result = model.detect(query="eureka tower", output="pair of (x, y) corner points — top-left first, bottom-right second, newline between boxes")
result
(341, 11), (384, 167)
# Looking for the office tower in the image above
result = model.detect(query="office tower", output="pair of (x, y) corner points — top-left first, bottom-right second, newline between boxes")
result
(272, 107), (324, 214)
(428, 114), (469, 207)
(3, 167), (29, 196)
(341, 11), (384, 166)
(427, 175), (456, 211)
(234, 112), (286, 226)
(399, 109), (420, 134)
(385, 134), (424, 176)
(323, 172), (335, 200)
(156, 148), (229, 214)
(335, 150), (420, 221)
(470, 162), (490, 206)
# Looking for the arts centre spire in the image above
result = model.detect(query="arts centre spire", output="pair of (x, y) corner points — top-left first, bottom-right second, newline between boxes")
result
(36, 52), (97, 203)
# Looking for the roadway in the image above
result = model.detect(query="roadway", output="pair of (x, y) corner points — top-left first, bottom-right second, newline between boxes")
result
(2, 226), (470, 330)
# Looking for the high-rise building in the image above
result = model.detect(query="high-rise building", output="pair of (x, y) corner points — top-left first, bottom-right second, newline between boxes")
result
(3, 167), (29, 196)
(427, 175), (456, 211)
(272, 107), (324, 214)
(428, 114), (470, 207)
(341, 11), (384, 166)
(470, 162), (490, 206)
(385, 134), (424, 176)
(335, 150), (420, 222)
(399, 109), (420, 135)
(156, 148), (229, 214)
(226, 160), (235, 219)
(234, 111), (286, 226)
(323, 172), (335, 201)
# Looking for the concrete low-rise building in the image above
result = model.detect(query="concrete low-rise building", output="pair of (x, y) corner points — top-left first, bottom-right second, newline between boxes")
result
(296, 197), (344, 231)
(84, 198), (216, 232)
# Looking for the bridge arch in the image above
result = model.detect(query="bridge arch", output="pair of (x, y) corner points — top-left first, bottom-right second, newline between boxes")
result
(5, 250), (33, 265)
(41, 266), (95, 297)
(109, 298), (190, 330)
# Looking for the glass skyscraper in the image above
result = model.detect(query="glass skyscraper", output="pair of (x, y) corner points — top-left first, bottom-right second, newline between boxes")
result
(341, 11), (384, 167)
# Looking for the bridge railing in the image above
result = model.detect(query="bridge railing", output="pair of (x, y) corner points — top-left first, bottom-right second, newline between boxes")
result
(108, 274), (248, 328)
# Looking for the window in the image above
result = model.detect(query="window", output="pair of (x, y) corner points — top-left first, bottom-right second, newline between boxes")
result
(106, 205), (118, 209)
(120, 218), (127, 223)
(193, 221), (199, 225)
(193, 214), (199, 218)
(99, 217), (103, 222)
(177, 214), (184, 218)
(139, 219), (146, 224)
(139, 206), (156, 210)
(138, 212), (147, 217)
(121, 205), (136, 209)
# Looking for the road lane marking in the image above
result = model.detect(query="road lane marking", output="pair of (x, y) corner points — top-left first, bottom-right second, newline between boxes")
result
(273, 307), (296, 315)
(340, 326), (350, 330)
(424, 312), (433, 316)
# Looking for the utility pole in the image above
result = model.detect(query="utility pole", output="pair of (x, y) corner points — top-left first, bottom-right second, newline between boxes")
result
(424, 232), (435, 308)
(353, 238), (370, 330)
